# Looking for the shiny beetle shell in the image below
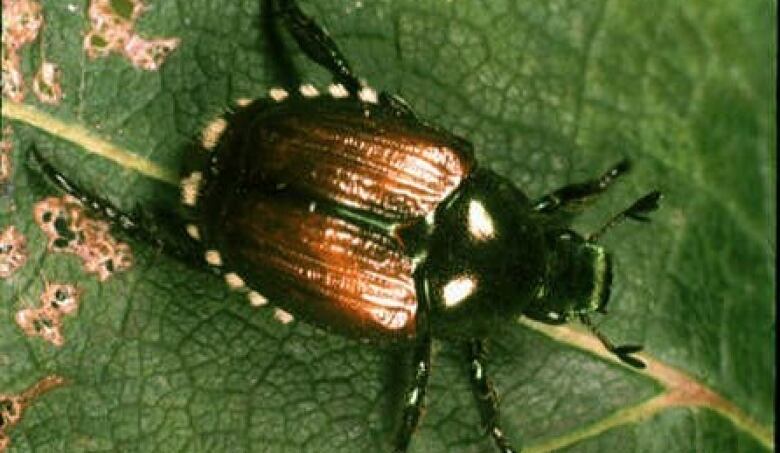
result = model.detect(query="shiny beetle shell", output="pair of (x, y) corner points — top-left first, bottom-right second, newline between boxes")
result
(182, 94), (475, 340)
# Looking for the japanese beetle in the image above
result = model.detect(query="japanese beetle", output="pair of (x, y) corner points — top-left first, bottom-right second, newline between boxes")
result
(32, 1), (661, 451)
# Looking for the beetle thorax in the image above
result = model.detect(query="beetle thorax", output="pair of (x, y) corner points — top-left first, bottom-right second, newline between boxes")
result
(422, 170), (548, 338)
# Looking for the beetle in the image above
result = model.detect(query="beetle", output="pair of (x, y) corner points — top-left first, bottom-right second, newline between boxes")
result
(31, 1), (661, 451)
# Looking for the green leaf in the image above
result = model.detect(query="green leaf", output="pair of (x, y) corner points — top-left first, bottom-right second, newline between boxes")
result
(2, 0), (774, 452)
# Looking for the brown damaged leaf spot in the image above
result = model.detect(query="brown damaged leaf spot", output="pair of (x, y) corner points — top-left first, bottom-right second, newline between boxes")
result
(0, 0), (43, 53)
(1, 0), (62, 105)
(0, 51), (26, 103)
(14, 308), (64, 346)
(15, 281), (82, 347)
(33, 195), (133, 281)
(31, 61), (62, 105)
(0, 126), (13, 186)
(0, 226), (27, 279)
(0, 375), (66, 452)
(84, 0), (180, 71)
(1, 0), (43, 102)
(0, 396), (22, 440)
(39, 279), (82, 315)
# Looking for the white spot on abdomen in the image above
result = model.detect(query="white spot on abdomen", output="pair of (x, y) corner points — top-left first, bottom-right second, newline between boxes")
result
(328, 83), (349, 98)
(248, 290), (268, 307)
(186, 224), (200, 240)
(299, 84), (319, 97)
(180, 171), (203, 207)
(224, 272), (245, 290)
(274, 309), (294, 324)
(201, 117), (227, 150)
(269, 87), (288, 101)
(205, 250), (222, 267)
(358, 86), (378, 104)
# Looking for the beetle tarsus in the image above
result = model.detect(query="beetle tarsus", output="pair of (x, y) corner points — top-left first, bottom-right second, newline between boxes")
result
(611, 344), (643, 355)
(617, 352), (646, 369)
(467, 339), (520, 453)
(580, 314), (646, 369)
(587, 190), (663, 242)
(624, 190), (663, 222)
(533, 159), (633, 213)
(607, 344), (646, 369)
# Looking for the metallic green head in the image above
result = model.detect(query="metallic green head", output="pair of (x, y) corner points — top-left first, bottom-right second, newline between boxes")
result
(522, 230), (613, 324)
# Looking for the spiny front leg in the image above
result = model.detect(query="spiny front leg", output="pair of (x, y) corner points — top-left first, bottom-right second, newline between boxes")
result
(468, 339), (518, 453)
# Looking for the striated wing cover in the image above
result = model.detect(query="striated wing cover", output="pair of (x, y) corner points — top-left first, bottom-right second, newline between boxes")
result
(196, 97), (475, 340)
(216, 192), (417, 340)
(237, 98), (476, 221)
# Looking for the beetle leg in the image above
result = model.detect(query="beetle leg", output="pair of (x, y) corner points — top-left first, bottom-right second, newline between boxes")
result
(271, 0), (418, 117)
(28, 146), (183, 254)
(379, 92), (419, 119)
(272, 0), (362, 94)
(533, 159), (631, 213)
(261, 0), (300, 91)
(394, 272), (433, 452)
(29, 146), (142, 232)
(393, 332), (432, 452)
(467, 339), (519, 453)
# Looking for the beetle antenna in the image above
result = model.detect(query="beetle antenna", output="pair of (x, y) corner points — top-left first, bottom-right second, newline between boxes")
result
(587, 191), (662, 242)
(579, 314), (646, 368)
